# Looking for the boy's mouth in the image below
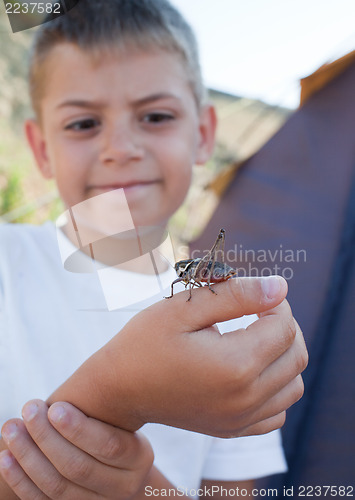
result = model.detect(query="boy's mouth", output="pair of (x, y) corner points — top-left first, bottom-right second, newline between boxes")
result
(88, 181), (160, 196)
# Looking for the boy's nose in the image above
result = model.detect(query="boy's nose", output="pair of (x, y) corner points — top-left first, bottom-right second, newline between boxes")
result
(100, 128), (144, 166)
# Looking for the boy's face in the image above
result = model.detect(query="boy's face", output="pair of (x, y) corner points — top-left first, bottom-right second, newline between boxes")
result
(26, 44), (216, 229)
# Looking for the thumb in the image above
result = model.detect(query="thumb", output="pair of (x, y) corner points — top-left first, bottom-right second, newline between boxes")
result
(153, 276), (288, 332)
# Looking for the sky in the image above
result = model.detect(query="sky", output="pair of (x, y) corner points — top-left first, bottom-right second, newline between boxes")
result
(0, 0), (354, 109)
(170, 0), (355, 108)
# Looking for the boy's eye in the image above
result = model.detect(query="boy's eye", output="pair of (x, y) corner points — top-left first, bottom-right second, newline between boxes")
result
(142, 113), (175, 124)
(64, 118), (100, 131)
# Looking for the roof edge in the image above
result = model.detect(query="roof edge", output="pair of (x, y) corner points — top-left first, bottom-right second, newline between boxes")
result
(300, 50), (355, 105)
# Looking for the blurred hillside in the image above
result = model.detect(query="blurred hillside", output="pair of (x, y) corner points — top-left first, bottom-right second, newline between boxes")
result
(0, 12), (33, 128)
(0, 16), (56, 224)
(0, 15), (292, 233)
(177, 90), (292, 241)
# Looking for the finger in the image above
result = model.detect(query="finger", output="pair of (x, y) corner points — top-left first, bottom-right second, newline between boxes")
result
(220, 299), (298, 375)
(0, 449), (48, 500)
(257, 319), (308, 395)
(238, 412), (287, 437)
(246, 299), (297, 364)
(1, 418), (81, 499)
(244, 375), (304, 430)
(231, 318), (306, 423)
(232, 320), (307, 433)
(148, 276), (288, 332)
(22, 400), (145, 497)
(48, 401), (153, 469)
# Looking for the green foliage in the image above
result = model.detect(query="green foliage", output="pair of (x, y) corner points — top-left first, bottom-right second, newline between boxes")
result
(0, 12), (34, 131)
(0, 117), (60, 224)
(0, 164), (23, 215)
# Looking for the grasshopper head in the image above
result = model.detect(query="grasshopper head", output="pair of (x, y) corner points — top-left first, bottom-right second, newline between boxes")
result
(174, 259), (193, 278)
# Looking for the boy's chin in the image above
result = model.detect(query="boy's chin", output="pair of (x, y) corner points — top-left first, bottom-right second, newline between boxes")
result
(61, 189), (170, 242)
(129, 213), (169, 232)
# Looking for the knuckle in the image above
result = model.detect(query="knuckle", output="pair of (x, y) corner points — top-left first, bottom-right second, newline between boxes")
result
(120, 472), (143, 499)
(300, 345), (309, 371)
(237, 411), (287, 437)
(60, 453), (92, 482)
(282, 315), (297, 345)
(28, 421), (52, 446)
(287, 376), (304, 408)
(293, 335), (309, 374)
(294, 375), (305, 401)
(43, 475), (68, 499)
(226, 278), (245, 309)
(136, 433), (154, 470)
(233, 356), (256, 385)
(228, 366), (258, 416)
(264, 412), (286, 434)
(5, 473), (30, 497)
(102, 432), (125, 461)
(9, 443), (27, 465)
(64, 416), (84, 443)
(276, 411), (287, 429)
(295, 349), (308, 374)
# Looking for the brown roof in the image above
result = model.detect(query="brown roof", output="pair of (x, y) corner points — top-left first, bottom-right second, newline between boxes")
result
(300, 50), (355, 105)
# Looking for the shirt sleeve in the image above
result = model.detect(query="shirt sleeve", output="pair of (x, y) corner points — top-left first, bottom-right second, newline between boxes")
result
(202, 430), (288, 481)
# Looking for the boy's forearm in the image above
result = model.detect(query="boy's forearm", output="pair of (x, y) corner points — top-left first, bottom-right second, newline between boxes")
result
(46, 337), (143, 431)
(200, 479), (254, 499)
(134, 466), (189, 499)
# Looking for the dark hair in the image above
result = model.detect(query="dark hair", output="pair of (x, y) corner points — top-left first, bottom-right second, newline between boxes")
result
(29, 0), (206, 116)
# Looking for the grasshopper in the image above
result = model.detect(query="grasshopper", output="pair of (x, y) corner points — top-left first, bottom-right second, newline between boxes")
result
(165, 228), (237, 301)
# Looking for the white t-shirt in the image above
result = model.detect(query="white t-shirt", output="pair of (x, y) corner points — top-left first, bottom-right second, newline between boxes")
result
(0, 222), (287, 492)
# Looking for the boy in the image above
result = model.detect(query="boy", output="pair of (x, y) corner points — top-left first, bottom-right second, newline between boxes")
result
(0, 0), (307, 498)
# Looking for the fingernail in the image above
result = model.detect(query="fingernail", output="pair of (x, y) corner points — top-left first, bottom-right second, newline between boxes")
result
(49, 405), (66, 424)
(0, 451), (15, 470)
(22, 402), (38, 422)
(1, 423), (18, 443)
(261, 276), (282, 300)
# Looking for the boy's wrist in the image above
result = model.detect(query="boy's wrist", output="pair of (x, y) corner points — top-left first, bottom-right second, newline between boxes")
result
(46, 333), (145, 431)
(133, 465), (190, 499)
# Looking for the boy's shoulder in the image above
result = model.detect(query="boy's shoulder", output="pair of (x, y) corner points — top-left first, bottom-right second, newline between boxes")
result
(0, 220), (55, 238)
(0, 221), (56, 259)
(0, 223), (55, 296)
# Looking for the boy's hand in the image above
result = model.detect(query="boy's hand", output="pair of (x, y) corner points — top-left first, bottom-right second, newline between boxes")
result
(48, 276), (308, 438)
(0, 400), (153, 499)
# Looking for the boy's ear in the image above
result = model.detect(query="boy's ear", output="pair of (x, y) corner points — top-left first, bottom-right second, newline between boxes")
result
(24, 119), (54, 179)
(195, 103), (217, 165)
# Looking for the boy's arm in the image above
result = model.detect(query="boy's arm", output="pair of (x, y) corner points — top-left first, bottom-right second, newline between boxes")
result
(0, 402), (189, 500)
(200, 480), (254, 499)
(0, 277), (307, 499)
(47, 276), (307, 437)
(0, 280), (306, 500)
(0, 402), (183, 500)
(0, 411), (254, 500)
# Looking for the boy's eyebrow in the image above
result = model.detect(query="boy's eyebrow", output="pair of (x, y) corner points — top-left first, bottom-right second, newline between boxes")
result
(56, 93), (181, 110)
(56, 100), (104, 110)
(132, 92), (182, 106)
